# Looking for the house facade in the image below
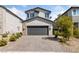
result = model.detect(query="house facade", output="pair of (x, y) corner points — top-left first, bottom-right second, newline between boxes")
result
(56, 7), (79, 28)
(0, 6), (22, 34)
(22, 7), (53, 36)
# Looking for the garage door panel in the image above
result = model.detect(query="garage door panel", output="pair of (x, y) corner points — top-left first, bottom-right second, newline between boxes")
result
(27, 26), (48, 35)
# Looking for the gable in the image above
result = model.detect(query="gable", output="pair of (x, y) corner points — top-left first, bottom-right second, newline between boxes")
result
(25, 7), (51, 13)
(25, 17), (53, 26)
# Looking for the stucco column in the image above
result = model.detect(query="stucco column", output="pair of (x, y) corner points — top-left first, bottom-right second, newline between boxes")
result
(49, 26), (53, 36)
(22, 23), (27, 35)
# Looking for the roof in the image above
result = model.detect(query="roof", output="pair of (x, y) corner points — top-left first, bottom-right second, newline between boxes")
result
(23, 16), (53, 23)
(54, 6), (79, 22)
(25, 7), (51, 13)
(61, 6), (79, 16)
(0, 5), (23, 22)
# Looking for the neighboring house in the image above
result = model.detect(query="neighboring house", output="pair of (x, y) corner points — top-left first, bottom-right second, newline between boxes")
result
(0, 6), (23, 34)
(22, 7), (53, 36)
(54, 6), (79, 29)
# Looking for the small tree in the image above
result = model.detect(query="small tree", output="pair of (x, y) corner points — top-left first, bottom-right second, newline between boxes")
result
(55, 16), (73, 42)
(73, 27), (79, 38)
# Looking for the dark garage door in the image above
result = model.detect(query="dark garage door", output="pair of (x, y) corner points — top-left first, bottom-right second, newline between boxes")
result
(27, 26), (48, 35)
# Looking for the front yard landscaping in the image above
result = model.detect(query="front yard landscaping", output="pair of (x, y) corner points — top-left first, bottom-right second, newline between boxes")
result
(54, 16), (79, 44)
(0, 32), (23, 47)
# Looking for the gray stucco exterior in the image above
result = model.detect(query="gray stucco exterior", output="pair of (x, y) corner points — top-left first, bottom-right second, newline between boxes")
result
(23, 7), (53, 36)
(58, 7), (79, 28)
(23, 17), (53, 36)
(0, 6), (53, 36)
(0, 6), (22, 34)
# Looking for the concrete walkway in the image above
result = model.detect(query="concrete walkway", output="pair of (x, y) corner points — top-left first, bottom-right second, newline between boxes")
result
(0, 36), (75, 52)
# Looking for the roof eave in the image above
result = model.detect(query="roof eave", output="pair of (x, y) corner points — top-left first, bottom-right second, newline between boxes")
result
(23, 16), (53, 23)
(0, 5), (23, 22)
(25, 7), (51, 13)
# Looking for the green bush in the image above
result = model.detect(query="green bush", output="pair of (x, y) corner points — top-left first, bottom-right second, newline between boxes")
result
(9, 32), (22, 42)
(2, 33), (8, 37)
(19, 32), (23, 35)
(73, 28), (79, 38)
(54, 30), (59, 38)
(9, 34), (17, 42)
(62, 28), (72, 41)
(55, 16), (73, 41)
(15, 33), (19, 39)
(53, 30), (62, 38)
(0, 39), (7, 46)
(15, 32), (22, 39)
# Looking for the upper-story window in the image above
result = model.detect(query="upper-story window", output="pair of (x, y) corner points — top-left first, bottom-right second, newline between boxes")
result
(45, 13), (49, 18)
(73, 9), (76, 15)
(34, 11), (39, 16)
(27, 13), (35, 19)
(72, 9), (79, 15)
(27, 13), (29, 18)
(30, 13), (35, 18)
(76, 9), (79, 15)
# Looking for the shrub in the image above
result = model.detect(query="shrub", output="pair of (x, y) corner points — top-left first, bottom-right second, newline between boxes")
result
(19, 32), (23, 35)
(54, 30), (59, 38)
(53, 30), (62, 38)
(15, 33), (19, 39)
(55, 16), (73, 41)
(2, 33), (8, 37)
(15, 32), (22, 39)
(0, 39), (7, 46)
(62, 28), (72, 41)
(73, 28), (79, 38)
(9, 34), (17, 42)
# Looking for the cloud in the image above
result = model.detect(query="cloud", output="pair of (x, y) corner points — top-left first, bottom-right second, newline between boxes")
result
(50, 6), (66, 21)
(7, 7), (26, 20)
(53, 6), (65, 14)
(7, 5), (69, 21)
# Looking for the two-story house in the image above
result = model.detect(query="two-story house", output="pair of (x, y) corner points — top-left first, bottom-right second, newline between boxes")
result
(55, 6), (79, 29)
(22, 7), (53, 36)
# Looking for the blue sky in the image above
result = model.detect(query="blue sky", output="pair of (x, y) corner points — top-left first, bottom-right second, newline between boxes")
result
(5, 5), (71, 21)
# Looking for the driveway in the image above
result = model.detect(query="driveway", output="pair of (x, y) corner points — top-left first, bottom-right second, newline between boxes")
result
(0, 35), (73, 52)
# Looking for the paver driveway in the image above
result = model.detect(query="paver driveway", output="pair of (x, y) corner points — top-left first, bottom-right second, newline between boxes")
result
(0, 35), (71, 52)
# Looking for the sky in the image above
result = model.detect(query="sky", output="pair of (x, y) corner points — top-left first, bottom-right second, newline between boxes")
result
(5, 5), (71, 21)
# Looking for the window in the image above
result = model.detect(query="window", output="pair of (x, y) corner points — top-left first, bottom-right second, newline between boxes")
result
(76, 9), (79, 15)
(27, 13), (29, 18)
(30, 13), (34, 18)
(73, 9), (76, 15)
(45, 13), (49, 18)
(34, 11), (39, 17)
(72, 9), (79, 15)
